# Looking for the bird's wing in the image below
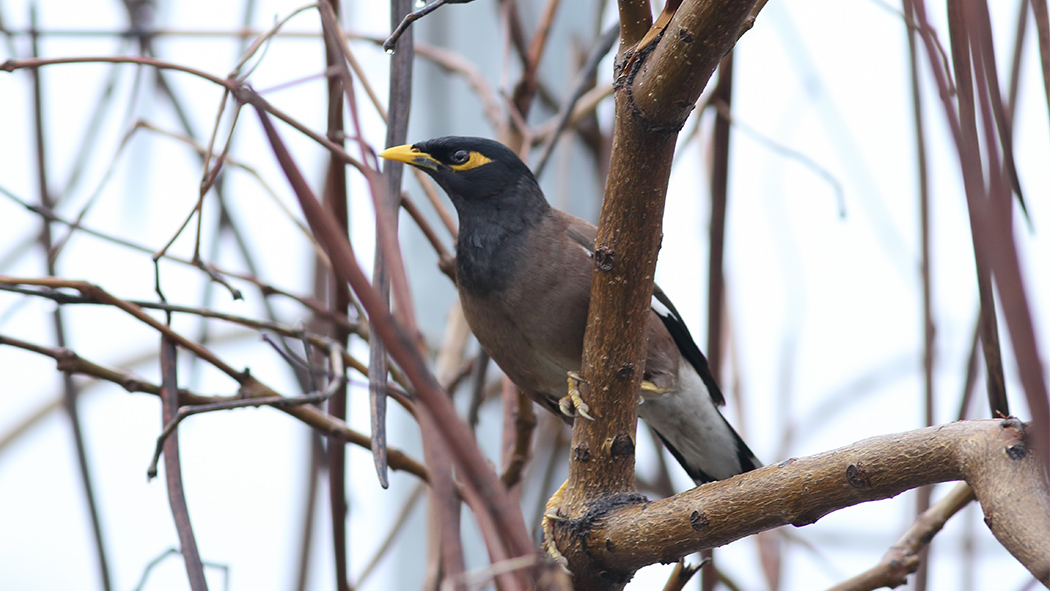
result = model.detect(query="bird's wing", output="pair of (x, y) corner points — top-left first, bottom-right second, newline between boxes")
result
(563, 215), (598, 257)
(562, 213), (726, 407)
(650, 288), (725, 407)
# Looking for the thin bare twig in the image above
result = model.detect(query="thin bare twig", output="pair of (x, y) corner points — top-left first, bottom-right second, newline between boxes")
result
(251, 101), (537, 566)
(158, 336), (208, 590)
(353, 483), (427, 587)
(904, 0), (936, 585)
(369, 0), (416, 490)
(132, 548), (229, 591)
(27, 12), (112, 587)
(501, 387), (537, 488)
(0, 278), (428, 479)
(825, 483), (976, 591)
(384, 0), (477, 53)
(534, 24), (619, 177)
(316, 3), (354, 588)
(147, 341), (346, 479)
(662, 559), (703, 591)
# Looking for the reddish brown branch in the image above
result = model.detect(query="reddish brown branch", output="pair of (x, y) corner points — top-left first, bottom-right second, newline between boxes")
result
(1030, 0), (1050, 121)
(159, 337), (207, 591)
(617, 0), (654, 47)
(250, 101), (537, 568)
(501, 387), (537, 489)
(317, 3), (353, 588)
(911, 0), (1050, 475)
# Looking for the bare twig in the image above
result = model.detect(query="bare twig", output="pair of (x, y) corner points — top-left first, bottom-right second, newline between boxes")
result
(147, 341), (346, 480)
(501, 386), (537, 488)
(661, 559), (702, 591)
(534, 24), (619, 177)
(912, 0), (1050, 472)
(708, 100), (845, 216)
(509, 0), (562, 123)
(1028, 0), (1050, 132)
(0, 291), (428, 481)
(316, 4), (354, 588)
(826, 483), (976, 591)
(251, 101), (537, 566)
(384, 0), (477, 54)
(903, 1), (936, 586)
(133, 548), (229, 591)
(368, 0), (417, 490)
(26, 13), (112, 587)
(158, 337), (208, 590)
(702, 53), (735, 591)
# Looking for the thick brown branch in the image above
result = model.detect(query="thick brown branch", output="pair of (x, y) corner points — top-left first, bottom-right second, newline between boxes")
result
(629, 0), (759, 132)
(560, 2), (763, 589)
(566, 420), (1049, 582)
(618, 0), (653, 47)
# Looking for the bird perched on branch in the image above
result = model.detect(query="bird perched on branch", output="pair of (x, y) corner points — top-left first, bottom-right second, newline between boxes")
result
(380, 136), (759, 484)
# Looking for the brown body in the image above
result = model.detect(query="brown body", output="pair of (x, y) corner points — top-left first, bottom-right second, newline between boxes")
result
(460, 210), (678, 418)
(379, 136), (760, 483)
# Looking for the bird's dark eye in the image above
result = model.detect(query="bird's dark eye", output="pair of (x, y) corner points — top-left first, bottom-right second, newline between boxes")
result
(451, 150), (470, 164)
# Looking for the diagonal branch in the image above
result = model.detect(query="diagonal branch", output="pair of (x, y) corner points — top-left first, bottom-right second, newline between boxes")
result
(249, 99), (539, 572)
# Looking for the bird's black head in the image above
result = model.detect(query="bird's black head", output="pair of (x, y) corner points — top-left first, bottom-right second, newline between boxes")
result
(378, 136), (549, 221)
(380, 136), (552, 295)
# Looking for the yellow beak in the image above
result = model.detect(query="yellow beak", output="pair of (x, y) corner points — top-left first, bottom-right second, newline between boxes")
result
(378, 144), (440, 171)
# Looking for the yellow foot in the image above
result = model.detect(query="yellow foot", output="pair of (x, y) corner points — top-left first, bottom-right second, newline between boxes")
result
(639, 380), (671, 402)
(640, 379), (671, 395)
(558, 371), (594, 420)
(542, 479), (570, 567)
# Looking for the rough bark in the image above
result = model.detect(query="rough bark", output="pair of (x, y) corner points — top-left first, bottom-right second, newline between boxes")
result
(566, 420), (1050, 586)
(555, 1), (761, 589)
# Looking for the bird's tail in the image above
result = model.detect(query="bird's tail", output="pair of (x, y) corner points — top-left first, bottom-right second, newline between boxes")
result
(653, 419), (761, 485)
(639, 362), (761, 484)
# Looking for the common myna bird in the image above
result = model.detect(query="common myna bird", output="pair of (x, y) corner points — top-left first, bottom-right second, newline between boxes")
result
(380, 136), (760, 484)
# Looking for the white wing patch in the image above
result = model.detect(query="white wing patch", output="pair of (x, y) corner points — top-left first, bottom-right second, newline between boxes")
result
(650, 294), (674, 320)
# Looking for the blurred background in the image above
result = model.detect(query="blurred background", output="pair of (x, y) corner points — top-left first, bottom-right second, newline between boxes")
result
(0, 0), (1046, 590)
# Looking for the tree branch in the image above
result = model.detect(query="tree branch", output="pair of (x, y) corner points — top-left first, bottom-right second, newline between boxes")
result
(558, 1), (762, 588)
(565, 420), (1049, 583)
(826, 482), (975, 591)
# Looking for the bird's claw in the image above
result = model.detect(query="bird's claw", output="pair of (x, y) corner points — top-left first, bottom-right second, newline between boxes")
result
(559, 371), (594, 420)
(543, 480), (570, 567)
(639, 379), (670, 403)
(640, 379), (671, 395)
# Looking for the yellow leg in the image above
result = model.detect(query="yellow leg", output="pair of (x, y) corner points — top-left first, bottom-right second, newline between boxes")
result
(640, 379), (671, 395)
(542, 479), (570, 566)
(558, 371), (595, 420)
(638, 380), (670, 403)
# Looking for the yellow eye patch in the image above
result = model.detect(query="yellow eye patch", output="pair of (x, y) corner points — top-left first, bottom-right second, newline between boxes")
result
(449, 151), (493, 171)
